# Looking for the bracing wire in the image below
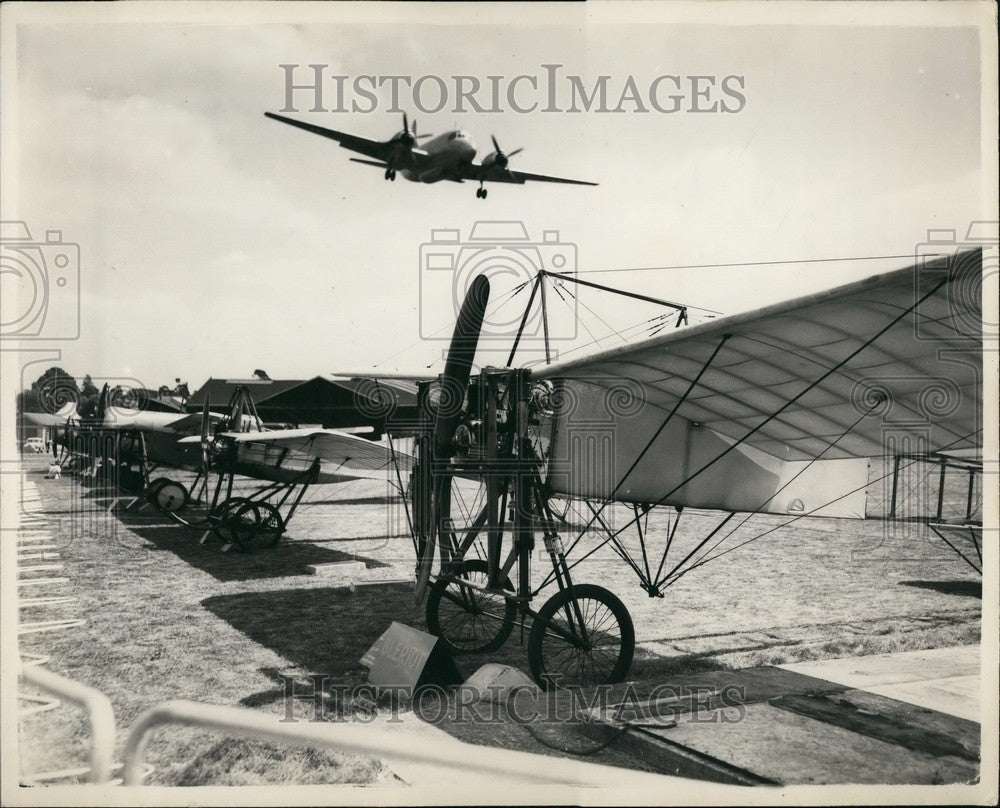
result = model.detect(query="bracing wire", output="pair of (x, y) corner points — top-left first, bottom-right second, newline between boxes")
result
(565, 253), (939, 276)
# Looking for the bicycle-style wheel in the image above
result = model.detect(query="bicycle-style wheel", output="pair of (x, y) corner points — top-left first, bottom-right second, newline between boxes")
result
(426, 559), (516, 654)
(527, 584), (634, 689)
(211, 497), (257, 545)
(245, 501), (285, 551)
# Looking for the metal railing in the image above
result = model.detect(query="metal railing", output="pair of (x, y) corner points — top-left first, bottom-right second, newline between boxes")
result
(19, 663), (116, 784)
(122, 699), (673, 787)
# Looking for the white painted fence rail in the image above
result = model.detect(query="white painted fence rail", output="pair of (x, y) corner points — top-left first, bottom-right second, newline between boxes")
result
(19, 663), (116, 784)
(122, 699), (672, 788)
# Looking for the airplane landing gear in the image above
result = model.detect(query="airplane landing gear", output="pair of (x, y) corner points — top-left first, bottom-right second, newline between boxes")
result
(476, 183), (488, 199)
(384, 168), (397, 181)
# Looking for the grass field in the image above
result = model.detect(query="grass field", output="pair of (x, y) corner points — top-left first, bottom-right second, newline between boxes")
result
(14, 454), (981, 786)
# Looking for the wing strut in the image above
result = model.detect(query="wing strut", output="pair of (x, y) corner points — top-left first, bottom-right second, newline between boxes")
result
(506, 271), (693, 368)
(506, 276), (543, 367)
(567, 333), (732, 544)
(544, 270), (690, 316)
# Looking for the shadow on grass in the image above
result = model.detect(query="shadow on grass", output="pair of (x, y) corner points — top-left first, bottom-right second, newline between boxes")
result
(205, 583), (730, 685)
(128, 525), (388, 582)
(202, 584), (422, 679)
(899, 579), (982, 599)
(203, 585), (737, 770)
(629, 649), (731, 680)
(306, 496), (404, 506)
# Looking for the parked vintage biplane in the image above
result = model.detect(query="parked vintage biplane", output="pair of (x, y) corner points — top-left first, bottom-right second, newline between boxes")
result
(384, 247), (983, 689)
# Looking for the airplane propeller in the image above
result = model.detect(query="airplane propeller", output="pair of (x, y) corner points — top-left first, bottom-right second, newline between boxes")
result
(414, 274), (491, 603)
(487, 135), (523, 170)
(96, 384), (109, 427)
(200, 395), (212, 471)
(399, 112), (415, 148)
(395, 113), (432, 151)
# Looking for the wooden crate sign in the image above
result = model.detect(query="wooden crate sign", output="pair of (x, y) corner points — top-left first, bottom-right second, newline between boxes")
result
(362, 621), (462, 691)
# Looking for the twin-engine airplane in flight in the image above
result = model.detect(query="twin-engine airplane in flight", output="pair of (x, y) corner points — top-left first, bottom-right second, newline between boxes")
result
(264, 111), (597, 198)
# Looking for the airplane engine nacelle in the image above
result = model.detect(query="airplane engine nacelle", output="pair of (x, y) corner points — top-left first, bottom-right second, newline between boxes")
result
(481, 151), (507, 170)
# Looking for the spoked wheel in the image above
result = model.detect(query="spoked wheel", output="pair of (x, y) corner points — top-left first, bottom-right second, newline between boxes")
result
(240, 501), (285, 551)
(211, 497), (258, 545)
(149, 479), (189, 513)
(527, 584), (635, 690)
(426, 559), (517, 654)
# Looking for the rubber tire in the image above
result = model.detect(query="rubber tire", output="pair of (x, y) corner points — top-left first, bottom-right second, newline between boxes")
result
(527, 584), (635, 690)
(230, 501), (266, 552)
(151, 480), (189, 513)
(146, 478), (169, 500)
(426, 559), (517, 654)
(243, 501), (284, 551)
(211, 497), (255, 544)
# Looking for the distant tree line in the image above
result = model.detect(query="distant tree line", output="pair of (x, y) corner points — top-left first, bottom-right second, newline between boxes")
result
(15, 367), (190, 416)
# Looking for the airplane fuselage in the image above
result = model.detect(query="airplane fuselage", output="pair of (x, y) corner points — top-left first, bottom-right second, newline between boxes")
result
(400, 129), (477, 183)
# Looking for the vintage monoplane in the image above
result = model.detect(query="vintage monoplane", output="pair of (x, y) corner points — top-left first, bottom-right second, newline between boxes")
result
(385, 247), (983, 688)
(22, 385), (215, 479)
(26, 383), (413, 551)
(170, 384), (414, 550)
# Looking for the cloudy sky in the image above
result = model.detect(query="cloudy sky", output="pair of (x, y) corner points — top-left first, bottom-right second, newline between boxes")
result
(3, 2), (993, 392)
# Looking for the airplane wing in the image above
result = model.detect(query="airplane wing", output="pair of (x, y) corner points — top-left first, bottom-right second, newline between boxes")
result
(454, 161), (597, 186)
(264, 112), (428, 167)
(538, 249), (982, 519)
(98, 409), (224, 434)
(181, 427), (413, 474)
(159, 411), (226, 433)
(22, 406), (220, 434)
(22, 401), (78, 427)
(22, 411), (72, 427)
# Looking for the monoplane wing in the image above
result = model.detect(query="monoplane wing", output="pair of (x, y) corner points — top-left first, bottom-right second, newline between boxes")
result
(21, 401), (78, 427)
(264, 112), (428, 168)
(181, 427), (413, 474)
(99, 409), (225, 433)
(454, 160), (597, 186)
(539, 249), (982, 518)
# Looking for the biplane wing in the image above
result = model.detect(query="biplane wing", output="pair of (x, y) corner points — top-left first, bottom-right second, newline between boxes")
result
(539, 249), (982, 518)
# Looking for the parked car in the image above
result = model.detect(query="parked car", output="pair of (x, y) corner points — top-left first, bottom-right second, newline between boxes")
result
(22, 437), (46, 453)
